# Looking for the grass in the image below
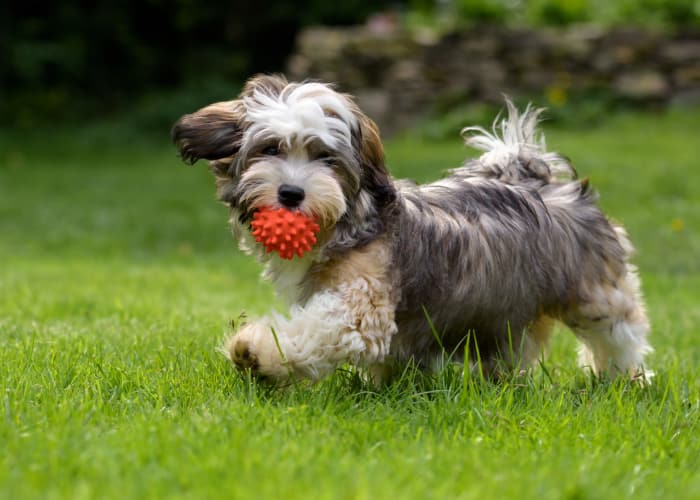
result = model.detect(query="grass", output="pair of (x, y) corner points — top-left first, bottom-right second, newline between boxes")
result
(1, 107), (699, 499)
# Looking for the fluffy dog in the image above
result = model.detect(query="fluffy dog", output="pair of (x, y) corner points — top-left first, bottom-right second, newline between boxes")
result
(172, 74), (652, 383)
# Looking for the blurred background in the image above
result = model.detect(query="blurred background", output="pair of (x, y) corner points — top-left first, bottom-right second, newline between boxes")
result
(3, 0), (700, 134)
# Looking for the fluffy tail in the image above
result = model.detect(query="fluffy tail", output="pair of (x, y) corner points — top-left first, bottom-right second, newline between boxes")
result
(460, 100), (576, 185)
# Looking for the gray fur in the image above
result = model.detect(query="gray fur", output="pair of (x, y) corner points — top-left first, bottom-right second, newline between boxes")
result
(382, 106), (630, 369)
(388, 165), (625, 367)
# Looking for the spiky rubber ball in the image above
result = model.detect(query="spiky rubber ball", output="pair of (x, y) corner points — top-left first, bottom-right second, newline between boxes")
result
(251, 207), (320, 260)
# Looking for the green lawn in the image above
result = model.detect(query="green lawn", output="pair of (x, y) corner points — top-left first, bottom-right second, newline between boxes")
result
(1, 109), (699, 499)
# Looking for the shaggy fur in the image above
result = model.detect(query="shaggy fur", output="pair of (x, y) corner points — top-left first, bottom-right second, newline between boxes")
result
(172, 74), (652, 384)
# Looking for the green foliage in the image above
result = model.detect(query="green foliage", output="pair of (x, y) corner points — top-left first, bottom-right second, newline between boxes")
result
(615, 0), (700, 26)
(1, 0), (393, 127)
(454, 0), (512, 23)
(528, 0), (591, 26)
(413, 0), (700, 27)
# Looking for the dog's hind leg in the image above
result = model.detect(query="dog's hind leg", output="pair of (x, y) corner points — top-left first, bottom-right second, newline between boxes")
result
(521, 315), (555, 368)
(474, 316), (554, 378)
(563, 263), (653, 382)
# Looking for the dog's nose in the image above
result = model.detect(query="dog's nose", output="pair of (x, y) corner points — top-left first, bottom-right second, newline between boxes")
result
(278, 184), (305, 208)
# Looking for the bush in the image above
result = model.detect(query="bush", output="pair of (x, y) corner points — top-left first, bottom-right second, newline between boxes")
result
(454, 0), (512, 24)
(0, 0), (394, 127)
(411, 0), (700, 27)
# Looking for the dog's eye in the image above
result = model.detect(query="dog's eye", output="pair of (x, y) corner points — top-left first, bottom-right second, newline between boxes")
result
(262, 146), (279, 156)
(316, 154), (333, 165)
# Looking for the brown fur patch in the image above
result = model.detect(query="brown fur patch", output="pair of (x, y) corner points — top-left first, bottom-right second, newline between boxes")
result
(306, 239), (393, 296)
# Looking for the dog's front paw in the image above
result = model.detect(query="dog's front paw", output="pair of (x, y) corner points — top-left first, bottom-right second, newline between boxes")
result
(225, 322), (290, 381)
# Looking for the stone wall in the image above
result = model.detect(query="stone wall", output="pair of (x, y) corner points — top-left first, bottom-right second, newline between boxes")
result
(287, 25), (700, 134)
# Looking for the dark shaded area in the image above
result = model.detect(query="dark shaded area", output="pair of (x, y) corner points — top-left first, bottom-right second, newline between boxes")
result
(0, 0), (395, 126)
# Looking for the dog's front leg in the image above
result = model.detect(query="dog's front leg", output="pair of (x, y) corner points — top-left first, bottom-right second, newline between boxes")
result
(225, 276), (397, 382)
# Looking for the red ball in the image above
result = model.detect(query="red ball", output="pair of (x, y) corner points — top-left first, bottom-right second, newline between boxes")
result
(250, 207), (320, 260)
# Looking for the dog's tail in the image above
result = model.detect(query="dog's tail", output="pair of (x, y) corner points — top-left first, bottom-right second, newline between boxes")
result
(460, 99), (576, 185)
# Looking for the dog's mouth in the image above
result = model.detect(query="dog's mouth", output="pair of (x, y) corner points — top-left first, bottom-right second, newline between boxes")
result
(240, 205), (310, 222)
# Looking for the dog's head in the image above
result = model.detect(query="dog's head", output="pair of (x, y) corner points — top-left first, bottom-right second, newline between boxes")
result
(172, 74), (396, 259)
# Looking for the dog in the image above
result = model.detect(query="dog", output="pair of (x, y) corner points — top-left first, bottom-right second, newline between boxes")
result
(172, 74), (652, 384)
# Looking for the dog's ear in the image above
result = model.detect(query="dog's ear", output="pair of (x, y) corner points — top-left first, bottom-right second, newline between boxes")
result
(172, 74), (289, 166)
(325, 107), (397, 256)
(352, 111), (396, 209)
(171, 100), (245, 165)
